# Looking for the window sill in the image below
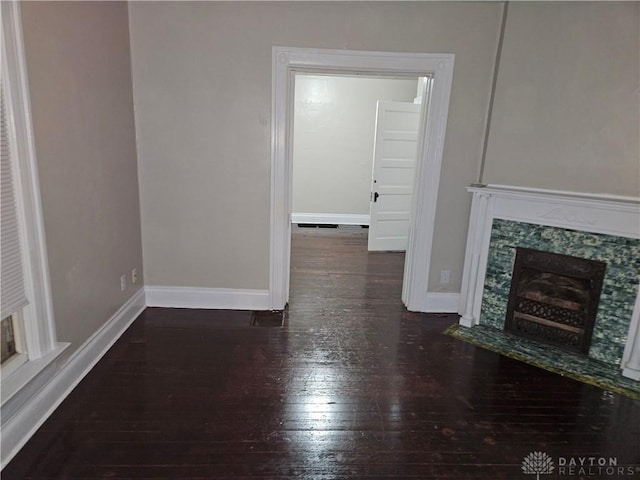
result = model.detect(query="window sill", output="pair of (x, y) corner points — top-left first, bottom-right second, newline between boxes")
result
(0, 352), (29, 382)
(1, 343), (70, 413)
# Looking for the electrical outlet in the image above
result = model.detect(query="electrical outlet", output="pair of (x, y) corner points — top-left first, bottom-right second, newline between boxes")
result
(120, 274), (126, 292)
(131, 268), (137, 284)
(440, 270), (450, 284)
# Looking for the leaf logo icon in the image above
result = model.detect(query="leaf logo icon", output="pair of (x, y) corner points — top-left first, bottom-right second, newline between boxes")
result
(522, 451), (555, 479)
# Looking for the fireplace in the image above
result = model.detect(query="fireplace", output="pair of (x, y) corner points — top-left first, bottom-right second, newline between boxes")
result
(458, 185), (640, 381)
(504, 248), (606, 354)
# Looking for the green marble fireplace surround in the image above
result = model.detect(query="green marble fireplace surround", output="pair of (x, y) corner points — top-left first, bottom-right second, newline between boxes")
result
(480, 219), (640, 366)
(458, 185), (640, 383)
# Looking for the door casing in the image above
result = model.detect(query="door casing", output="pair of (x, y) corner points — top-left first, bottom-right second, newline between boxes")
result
(269, 46), (455, 312)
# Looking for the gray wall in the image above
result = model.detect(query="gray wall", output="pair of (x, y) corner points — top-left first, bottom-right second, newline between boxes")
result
(292, 75), (417, 217)
(129, 1), (503, 291)
(483, 2), (640, 197)
(21, 2), (634, 318)
(20, 1), (143, 355)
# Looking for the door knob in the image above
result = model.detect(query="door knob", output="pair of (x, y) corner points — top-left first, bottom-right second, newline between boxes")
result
(373, 192), (380, 202)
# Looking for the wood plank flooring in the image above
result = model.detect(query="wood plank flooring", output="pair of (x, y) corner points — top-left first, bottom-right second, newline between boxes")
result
(4, 227), (640, 478)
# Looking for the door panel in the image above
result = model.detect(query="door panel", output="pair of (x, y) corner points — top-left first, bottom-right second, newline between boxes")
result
(368, 101), (421, 252)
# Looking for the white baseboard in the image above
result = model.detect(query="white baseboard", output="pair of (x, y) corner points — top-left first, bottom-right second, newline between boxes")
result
(292, 213), (370, 226)
(425, 292), (460, 313)
(1, 288), (146, 468)
(145, 286), (270, 310)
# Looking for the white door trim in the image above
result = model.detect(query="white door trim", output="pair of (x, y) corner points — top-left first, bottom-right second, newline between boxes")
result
(270, 46), (454, 311)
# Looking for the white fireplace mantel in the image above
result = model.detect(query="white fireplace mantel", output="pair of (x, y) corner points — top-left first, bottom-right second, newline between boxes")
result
(457, 184), (640, 381)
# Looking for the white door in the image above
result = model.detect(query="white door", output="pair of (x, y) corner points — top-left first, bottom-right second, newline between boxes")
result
(368, 101), (421, 252)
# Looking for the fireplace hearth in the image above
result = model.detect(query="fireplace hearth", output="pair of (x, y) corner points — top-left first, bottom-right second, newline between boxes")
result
(504, 248), (606, 354)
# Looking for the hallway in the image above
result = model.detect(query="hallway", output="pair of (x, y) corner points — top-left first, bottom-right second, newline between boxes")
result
(4, 229), (639, 478)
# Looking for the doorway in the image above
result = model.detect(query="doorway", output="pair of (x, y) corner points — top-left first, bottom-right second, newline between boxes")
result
(269, 47), (455, 312)
(291, 73), (424, 252)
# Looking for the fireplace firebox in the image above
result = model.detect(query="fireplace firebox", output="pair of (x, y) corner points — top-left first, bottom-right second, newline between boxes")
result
(505, 248), (607, 354)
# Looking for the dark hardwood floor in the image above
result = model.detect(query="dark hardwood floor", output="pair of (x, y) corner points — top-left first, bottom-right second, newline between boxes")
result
(4, 227), (640, 479)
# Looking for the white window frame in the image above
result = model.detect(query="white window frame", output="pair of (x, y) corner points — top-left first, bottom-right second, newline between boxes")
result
(1, 1), (68, 405)
(1, 313), (28, 381)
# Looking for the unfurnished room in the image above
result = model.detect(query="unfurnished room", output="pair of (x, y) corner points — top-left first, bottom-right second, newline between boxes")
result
(1, 1), (639, 478)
